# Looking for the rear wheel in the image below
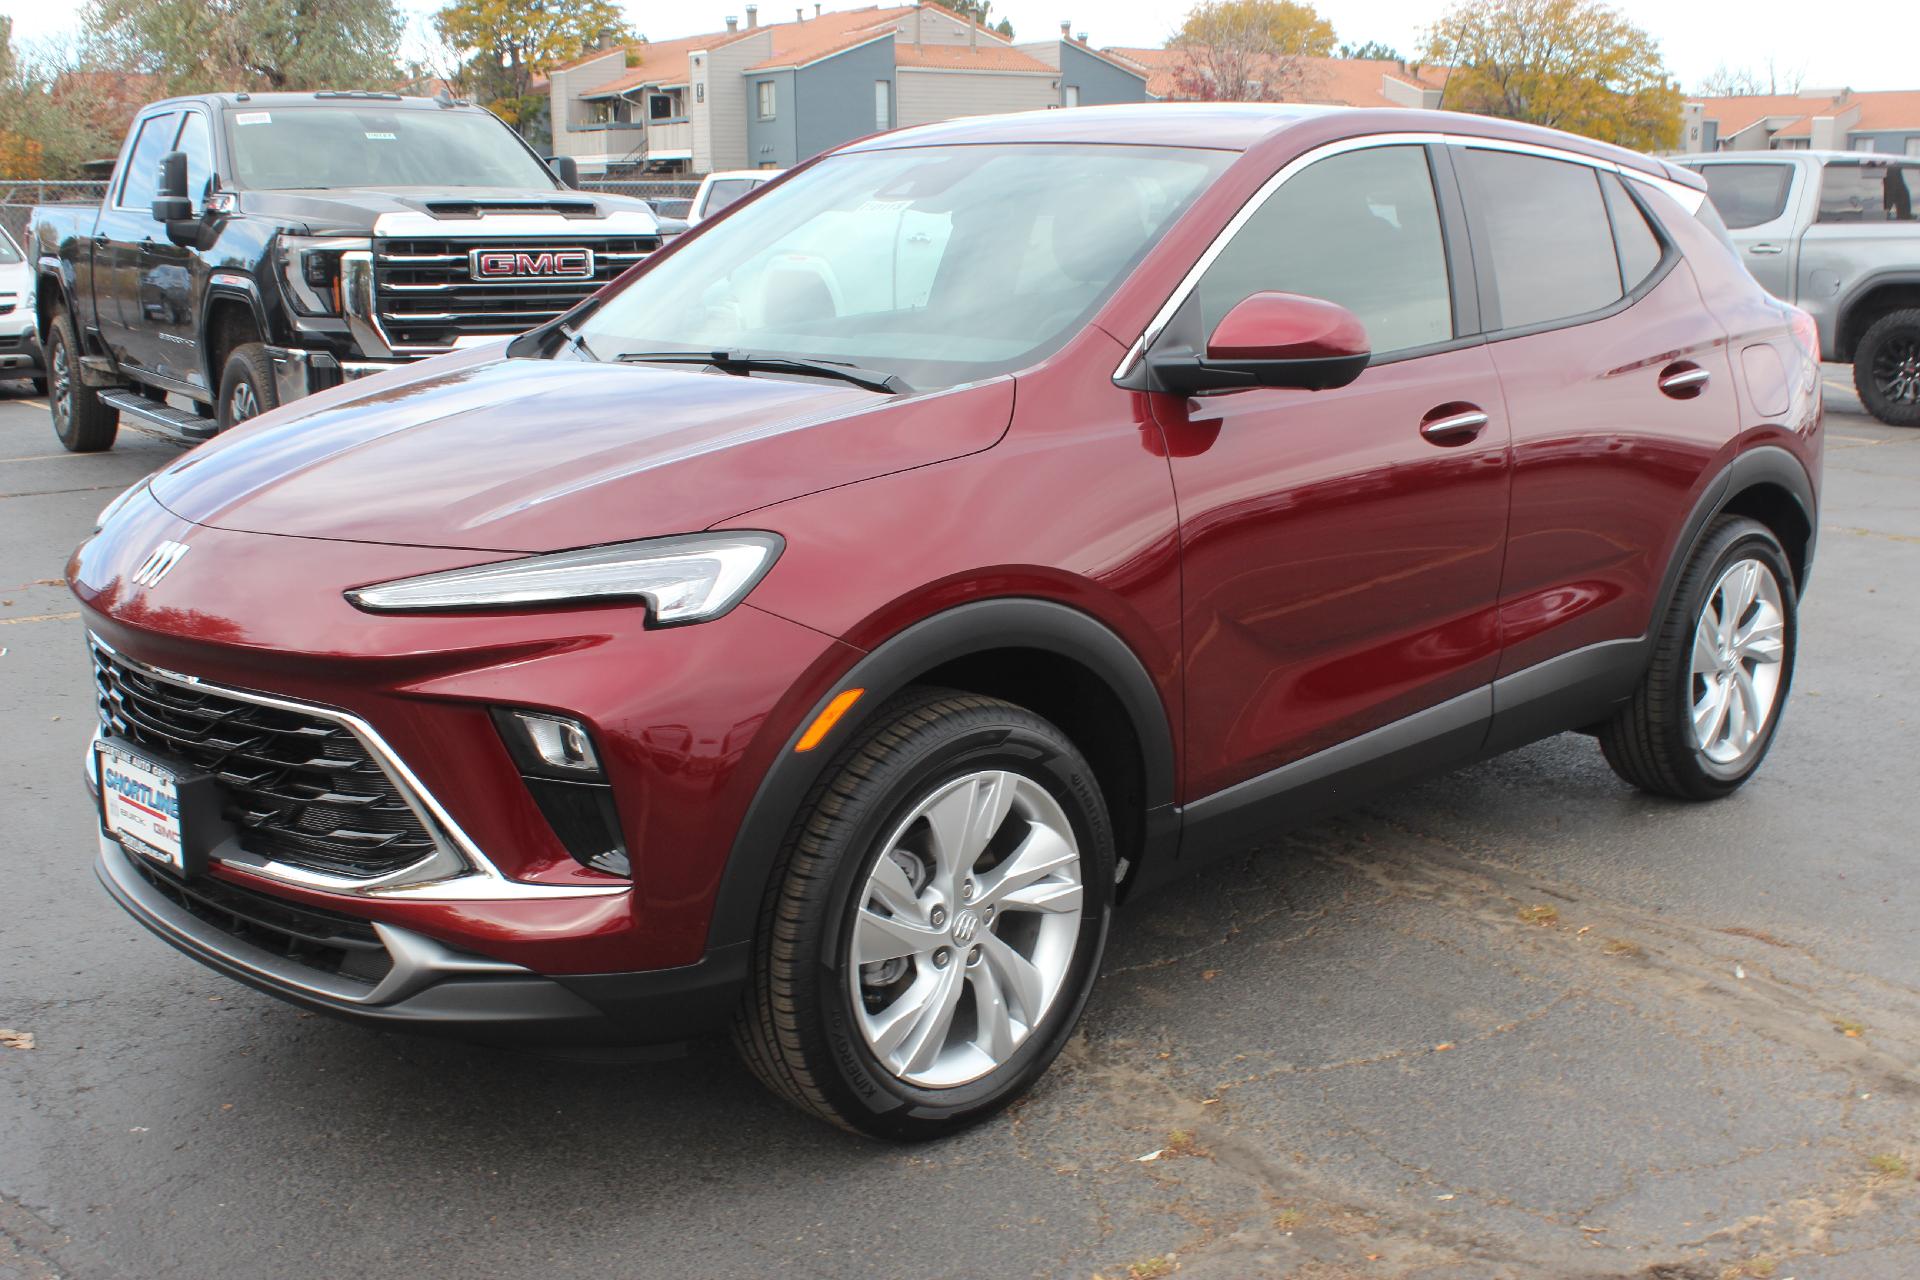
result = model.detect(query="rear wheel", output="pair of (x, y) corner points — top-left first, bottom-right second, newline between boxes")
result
(47, 309), (118, 453)
(216, 343), (279, 430)
(1599, 517), (1796, 800)
(734, 689), (1113, 1139)
(1853, 309), (1920, 427)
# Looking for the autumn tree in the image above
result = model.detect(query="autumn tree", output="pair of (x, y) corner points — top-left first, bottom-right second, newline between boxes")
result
(1338, 40), (1403, 61)
(1425, 0), (1681, 150)
(929, 0), (1014, 39)
(433, 0), (630, 130)
(85, 0), (405, 93)
(1169, 0), (1337, 102)
(0, 24), (132, 178)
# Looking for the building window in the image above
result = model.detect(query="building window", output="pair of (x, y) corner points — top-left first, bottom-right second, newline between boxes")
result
(648, 94), (673, 120)
(757, 80), (776, 120)
(1064, 84), (1080, 108)
(874, 80), (890, 130)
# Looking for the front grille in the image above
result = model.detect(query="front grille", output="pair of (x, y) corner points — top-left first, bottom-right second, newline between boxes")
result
(372, 236), (657, 350)
(91, 644), (440, 880)
(128, 855), (394, 987)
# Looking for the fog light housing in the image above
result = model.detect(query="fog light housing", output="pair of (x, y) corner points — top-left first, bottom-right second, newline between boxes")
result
(492, 708), (629, 877)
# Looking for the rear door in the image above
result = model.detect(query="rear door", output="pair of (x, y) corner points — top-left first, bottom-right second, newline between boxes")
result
(1159, 141), (1512, 800)
(1455, 144), (1740, 690)
(1690, 159), (1804, 299)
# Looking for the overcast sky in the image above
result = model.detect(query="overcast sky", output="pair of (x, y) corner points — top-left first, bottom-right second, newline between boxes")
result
(1, 0), (1904, 95)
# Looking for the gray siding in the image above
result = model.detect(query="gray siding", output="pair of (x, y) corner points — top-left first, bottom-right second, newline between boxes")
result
(548, 49), (629, 165)
(794, 37), (897, 164)
(1847, 130), (1920, 155)
(1057, 42), (1145, 107)
(745, 70), (797, 169)
(895, 68), (1055, 129)
(698, 31), (774, 172)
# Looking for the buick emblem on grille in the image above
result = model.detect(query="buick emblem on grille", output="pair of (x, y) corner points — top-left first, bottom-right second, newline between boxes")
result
(469, 247), (594, 281)
(129, 540), (190, 588)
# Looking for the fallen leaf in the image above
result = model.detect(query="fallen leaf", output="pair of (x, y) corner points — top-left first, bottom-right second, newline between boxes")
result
(1136, 1149), (1164, 1163)
(1201, 969), (1220, 981)
(0, 1028), (35, 1050)
(1433, 1042), (1455, 1052)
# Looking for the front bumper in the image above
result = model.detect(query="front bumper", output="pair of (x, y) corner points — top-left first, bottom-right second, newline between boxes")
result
(0, 326), (42, 377)
(97, 835), (745, 1044)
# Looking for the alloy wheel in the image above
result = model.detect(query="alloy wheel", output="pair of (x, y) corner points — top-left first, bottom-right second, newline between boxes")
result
(1690, 558), (1786, 766)
(228, 381), (259, 424)
(849, 769), (1084, 1088)
(1871, 330), (1920, 406)
(51, 337), (71, 428)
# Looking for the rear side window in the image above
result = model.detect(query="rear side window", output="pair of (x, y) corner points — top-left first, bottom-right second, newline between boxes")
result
(117, 113), (178, 212)
(1195, 144), (1453, 357)
(1698, 164), (1793, 229)
(1458, 148), (1622, 331)
(1601, 173), (1663, 290)
(1816, 162), (1919, 222)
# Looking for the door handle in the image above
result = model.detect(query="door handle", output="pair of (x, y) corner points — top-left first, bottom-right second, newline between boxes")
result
(1747, 243), (1785, 255)
(1419, 405), (1489, 445)
(1658, 362), (1711, 399)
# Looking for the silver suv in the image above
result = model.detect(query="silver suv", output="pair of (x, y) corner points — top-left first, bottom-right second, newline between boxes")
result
(1676, 151), (1919, 425)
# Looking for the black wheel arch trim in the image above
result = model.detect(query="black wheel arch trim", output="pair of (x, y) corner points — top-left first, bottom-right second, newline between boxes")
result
(1655, 446), (1817, 628)
(1836, 270), (1920, 360)
(705, 596), (1179, 951)
(199, 279), (273, 391)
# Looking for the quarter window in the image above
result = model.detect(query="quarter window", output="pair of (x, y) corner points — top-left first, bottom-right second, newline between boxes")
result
(1816, 161), (1918, 222)
(117, 113), (177, 212)
(1600, 172), (1663, 292)
(1459, 148), (1622, 331)
(1195, 144), (1453, 358)
(1696, 163), (1793, 229)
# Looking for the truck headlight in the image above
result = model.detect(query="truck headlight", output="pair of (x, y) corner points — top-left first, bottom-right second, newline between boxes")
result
(344, 532), (783, 624)
(278, 235), (369, 316)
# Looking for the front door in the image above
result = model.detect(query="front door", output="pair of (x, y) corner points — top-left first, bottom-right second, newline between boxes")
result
(130, 109), (214, 391)
(1156, 142), (1512, 801)
(96, 110), (177, 374)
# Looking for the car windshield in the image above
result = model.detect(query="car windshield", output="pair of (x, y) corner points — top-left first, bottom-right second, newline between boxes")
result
(574, 143), (1231, 389)
(225, 105), (559, 191)
(0, 227), (21, 264)
(703, 178), (762, 217)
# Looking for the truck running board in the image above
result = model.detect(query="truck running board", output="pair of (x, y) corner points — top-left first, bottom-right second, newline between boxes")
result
(99, 391), (219, 445)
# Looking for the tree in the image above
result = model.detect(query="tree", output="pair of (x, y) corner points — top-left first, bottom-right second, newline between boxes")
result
(1338, 40), (1403, 61)
(85, 0), (405, 93)
(1425, 0), (1682, 150)
(1695, 58), (1803, 98)
(0, 24), (134, 178)
(1169, 0), (1337, 102)
(433, 0), (630, 110)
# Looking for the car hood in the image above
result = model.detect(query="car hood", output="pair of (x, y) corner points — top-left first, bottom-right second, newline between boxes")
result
(149, 353), (1012, 553)
(237, 187), (660, 236)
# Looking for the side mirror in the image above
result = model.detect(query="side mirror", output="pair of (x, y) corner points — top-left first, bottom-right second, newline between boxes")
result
(546, 155), (579, 188)
(151, 150), (193, 223)
(1147, 291), (1371, 394)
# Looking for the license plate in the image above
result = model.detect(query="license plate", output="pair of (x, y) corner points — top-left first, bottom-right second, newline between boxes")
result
(97, 744), (185, 873)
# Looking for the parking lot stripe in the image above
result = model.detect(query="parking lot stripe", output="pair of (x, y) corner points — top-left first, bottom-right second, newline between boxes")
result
(0, 610), (80, 626)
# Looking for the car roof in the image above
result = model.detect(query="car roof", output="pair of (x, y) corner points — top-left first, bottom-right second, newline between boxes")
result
(706, 170), (784, 182)
(1679, 149), (1913, 164)
(141, 92), (482, 113)
(845, 102), (1693, 185)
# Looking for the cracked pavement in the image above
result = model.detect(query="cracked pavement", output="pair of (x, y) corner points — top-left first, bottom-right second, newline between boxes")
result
(1, 372), (1916, 1279)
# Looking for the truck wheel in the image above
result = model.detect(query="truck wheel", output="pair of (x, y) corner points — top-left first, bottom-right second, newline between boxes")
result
(1598, 517), (1797, 801)
(1852, 309), (1920, 427)
(217, 344), (280, 430)
(733, 689), (1113, 1139)
(47, 310), (118, 453)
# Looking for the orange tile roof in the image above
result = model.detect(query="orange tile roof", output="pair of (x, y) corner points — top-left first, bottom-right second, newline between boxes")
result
(579, 33), (734, 96)
(893, 43), (1052, 73)
(1103, 48), (1447, 107)
(1693, 88), (1920, 143)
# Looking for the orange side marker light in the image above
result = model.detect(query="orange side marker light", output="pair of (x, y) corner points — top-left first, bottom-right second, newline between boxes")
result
(795, 688), (864, 752)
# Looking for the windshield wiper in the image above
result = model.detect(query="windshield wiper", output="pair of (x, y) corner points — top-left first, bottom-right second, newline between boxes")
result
(557, 322), (599, 362)
(614, 350), (911, 394)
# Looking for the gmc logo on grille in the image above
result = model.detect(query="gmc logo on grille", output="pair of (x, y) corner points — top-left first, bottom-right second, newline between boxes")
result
(469, 248), (595, 280)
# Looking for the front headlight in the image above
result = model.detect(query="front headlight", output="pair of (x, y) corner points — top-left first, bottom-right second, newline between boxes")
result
(344, 531), (783, 623)
(277, 235), (369, 317)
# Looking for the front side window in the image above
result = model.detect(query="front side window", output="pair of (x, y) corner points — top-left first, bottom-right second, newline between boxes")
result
(1697, 163), (1794, 229)
(174, 111), (214, 208)
(117, 113), (177, 211)
(224, 106), (558, 191)
(575, 143), (1230, 390)
(1816, 161), (1918, 222)
(1460, 148), (1622, 331)
(1195, 144), (1453, 358)
(757, 81), (776, 120)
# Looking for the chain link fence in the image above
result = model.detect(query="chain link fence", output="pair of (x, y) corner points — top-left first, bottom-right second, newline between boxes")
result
(1, 178), (700, 245)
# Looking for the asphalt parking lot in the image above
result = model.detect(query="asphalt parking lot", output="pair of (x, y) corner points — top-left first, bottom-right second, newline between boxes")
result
(1, 372), (1916, 1280)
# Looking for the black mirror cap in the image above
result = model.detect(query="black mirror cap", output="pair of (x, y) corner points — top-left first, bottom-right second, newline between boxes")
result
(1145, 348), (1371, 396)
(151, 195), (194, 224)
(546, 154), (580, 188)
(156, 150), (190, 200)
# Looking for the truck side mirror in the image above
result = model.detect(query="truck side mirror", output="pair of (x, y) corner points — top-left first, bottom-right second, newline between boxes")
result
(151, 151), (193, 223)
(545, 155), (579, 188)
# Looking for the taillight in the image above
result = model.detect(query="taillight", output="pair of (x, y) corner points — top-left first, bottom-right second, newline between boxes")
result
(1786, 305), (1820, 367)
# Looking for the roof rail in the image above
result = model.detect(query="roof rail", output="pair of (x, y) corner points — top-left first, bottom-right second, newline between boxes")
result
(313, 89), (404, 100)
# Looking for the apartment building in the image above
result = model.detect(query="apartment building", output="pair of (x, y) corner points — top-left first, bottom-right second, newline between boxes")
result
(546, 3), (1147, 177)
(1102, 48), (1450, 110)
(1679, 88), (1920, 156)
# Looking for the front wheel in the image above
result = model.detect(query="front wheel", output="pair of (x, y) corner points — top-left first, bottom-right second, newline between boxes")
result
(216, 343), (280, 430)
(1853, 308), (1920, 427)
(1599, 516), (1797, 800)
(734, 689), (1114, 1139)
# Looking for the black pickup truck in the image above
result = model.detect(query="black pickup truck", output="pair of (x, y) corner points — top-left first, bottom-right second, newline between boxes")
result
(32, 90), (664, 451)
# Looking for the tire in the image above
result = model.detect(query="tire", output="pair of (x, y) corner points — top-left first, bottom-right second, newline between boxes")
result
(31, 376), (48, 397)
(216, 343), (279, 430)
(1599, 516), (1797, 800)
(734, 688), (1114, 1139)
(1852, 308), (1920, 427)
(46, 309), (118, 453)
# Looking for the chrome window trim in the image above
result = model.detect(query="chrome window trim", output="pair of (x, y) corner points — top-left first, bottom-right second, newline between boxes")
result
(88, 633), (626, 902)
(1111, 129), (1703, 381)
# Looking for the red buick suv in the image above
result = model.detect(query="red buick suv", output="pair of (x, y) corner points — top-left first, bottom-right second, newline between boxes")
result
(76, 104), (1822, 1138)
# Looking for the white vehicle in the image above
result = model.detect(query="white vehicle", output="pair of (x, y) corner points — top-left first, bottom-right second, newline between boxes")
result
(687, 169), (786, 226)
(0, 224), (44, 392)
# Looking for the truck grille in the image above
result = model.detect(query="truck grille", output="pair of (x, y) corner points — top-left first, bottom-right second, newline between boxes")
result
(373, 236), (657, 350)
(91, 643), (440, 881)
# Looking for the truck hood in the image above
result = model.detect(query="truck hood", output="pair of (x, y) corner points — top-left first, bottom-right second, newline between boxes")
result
(238, 186), (661, 236)
(149, 354), (1012, 552)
